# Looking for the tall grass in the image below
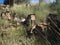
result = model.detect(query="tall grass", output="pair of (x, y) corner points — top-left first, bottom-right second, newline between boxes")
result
(0, 4), (50, 45)
(11, 4), (49, 22)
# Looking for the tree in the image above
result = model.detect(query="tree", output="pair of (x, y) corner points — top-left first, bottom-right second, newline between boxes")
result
(56, 0), (60, 4)
(39, 0), (44, 4)
(4, 0), (14, 6)
(50, 0), (60, 14)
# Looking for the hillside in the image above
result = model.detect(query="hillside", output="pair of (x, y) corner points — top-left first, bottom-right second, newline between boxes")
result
(0, 3), (60, 45)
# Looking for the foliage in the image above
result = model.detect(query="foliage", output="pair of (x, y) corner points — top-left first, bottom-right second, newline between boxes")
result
(14, 0), (30, 4)
(50, 0), (60, 20)
(0, 3), (50, 45)
(0, 0), (60, 45)
(11, 4), (49, 22)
